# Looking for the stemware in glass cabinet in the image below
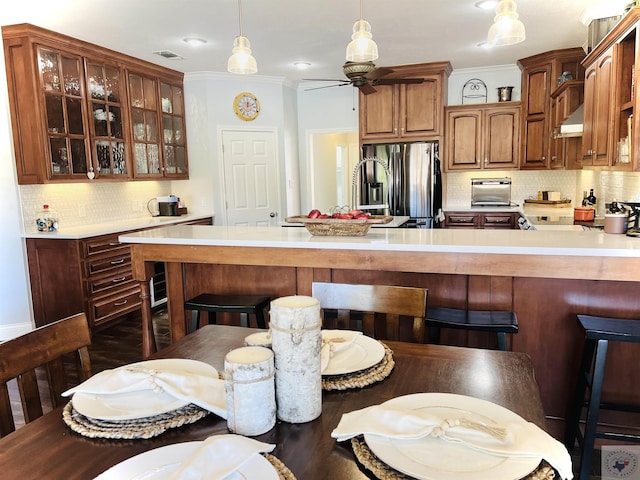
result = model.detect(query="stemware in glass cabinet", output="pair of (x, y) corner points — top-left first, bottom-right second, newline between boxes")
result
(129, 73), (162, 176)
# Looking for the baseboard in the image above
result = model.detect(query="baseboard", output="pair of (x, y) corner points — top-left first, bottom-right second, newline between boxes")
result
(0, 322), (33, 342)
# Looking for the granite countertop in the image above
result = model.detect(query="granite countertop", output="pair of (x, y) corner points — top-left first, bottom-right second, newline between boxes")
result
(119, 223), (640, 258)
(22, 213), (214, 239)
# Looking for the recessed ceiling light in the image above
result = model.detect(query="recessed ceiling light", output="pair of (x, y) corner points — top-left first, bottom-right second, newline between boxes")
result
(475, 0), (498, 10)
(183, 37), (207, 47)
(293, 61), (311, 69)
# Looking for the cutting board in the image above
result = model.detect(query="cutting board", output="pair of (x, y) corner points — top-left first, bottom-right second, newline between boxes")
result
(524, 199), (572, 207)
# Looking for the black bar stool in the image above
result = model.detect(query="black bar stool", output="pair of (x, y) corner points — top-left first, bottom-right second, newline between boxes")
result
(426, 306), (518, 351)
(184, 293), (271, 332)
(565, 314), (640, 480)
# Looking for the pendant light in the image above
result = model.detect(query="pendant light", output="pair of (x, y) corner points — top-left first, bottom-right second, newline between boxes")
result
(227, 0), (257, 74)
(487, 0), (526, 47)
(345, 0), (378, 62)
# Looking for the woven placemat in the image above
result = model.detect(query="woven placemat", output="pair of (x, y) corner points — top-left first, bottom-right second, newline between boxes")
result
(265, 453), (297, 480)
(322, 343), (394, 391)
(350, 436), (557, 480)
(62, 401), (210, 439)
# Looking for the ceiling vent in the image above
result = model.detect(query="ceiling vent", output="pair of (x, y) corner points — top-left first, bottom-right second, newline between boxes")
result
(153, 50), (183, 60)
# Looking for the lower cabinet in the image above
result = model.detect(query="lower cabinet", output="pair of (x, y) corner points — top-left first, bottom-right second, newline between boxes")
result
(444, 211), (518, 229)
(26, 217), (212, 329)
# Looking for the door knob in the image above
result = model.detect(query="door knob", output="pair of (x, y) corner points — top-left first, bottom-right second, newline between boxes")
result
(269, 212), (277, 218)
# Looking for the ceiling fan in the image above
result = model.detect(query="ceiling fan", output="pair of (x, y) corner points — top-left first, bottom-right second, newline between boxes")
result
(304, 61), (424, 95)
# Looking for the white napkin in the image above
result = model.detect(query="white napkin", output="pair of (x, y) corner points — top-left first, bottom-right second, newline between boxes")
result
(331, 404), (573, 480)
(168, 434), (275, 480)
(62, 361), (227, 418)
(321, 330), (362, 373)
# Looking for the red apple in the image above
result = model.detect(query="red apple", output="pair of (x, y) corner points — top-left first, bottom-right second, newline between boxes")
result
(307, 209), (321, 218)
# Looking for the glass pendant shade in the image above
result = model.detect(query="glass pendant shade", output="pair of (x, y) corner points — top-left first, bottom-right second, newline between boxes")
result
(346, 19), (379, 62)
(227, 35), (257, 74)
(487, 0), (526, 46)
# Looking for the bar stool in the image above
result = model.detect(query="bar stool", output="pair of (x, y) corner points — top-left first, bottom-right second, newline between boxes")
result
(184, 293), (271, 333)
(565, 315), (640, 480)
(425, 306), (518, 351)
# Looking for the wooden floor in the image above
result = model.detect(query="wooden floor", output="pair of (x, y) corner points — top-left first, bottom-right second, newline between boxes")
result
(7, 310), (602, 479)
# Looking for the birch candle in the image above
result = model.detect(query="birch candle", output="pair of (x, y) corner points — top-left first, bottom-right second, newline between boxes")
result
(270, 295), (322, 423)
(224, 346), (276, 436)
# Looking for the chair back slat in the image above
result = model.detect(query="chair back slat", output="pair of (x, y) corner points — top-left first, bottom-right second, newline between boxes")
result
(0, 313), (92, 437)
(312, 283), (428, 343)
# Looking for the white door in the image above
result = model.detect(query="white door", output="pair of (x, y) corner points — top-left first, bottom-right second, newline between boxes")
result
(221, 129), (279, 226)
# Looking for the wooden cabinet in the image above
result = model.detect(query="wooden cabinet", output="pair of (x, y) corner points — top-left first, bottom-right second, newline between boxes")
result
(359, 62), (452, 142)
(443, 211), (518, 229)
(517, 48), (585, 169)
(581, 47), (615, 167)
(549, 80), (583, 169)
(25, 217), (212, 329)
(2, 23), (188, 184)
(445, 103), (520, 171)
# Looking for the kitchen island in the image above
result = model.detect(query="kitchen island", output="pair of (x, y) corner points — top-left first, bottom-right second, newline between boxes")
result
(120, 224), (640, 438)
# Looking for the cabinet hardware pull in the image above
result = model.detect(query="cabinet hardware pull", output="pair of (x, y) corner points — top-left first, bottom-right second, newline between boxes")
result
(112, 277), (127, 283)
(114, 300), (128, 306)
(108, 242), (121, 246)
(110, 259), (125, 265)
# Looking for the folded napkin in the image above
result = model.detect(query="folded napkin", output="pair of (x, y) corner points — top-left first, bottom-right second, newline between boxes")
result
(168, 434), (275, 480)
(331, 403), (573, 480)
(321, 330), (362, 373)
(62, 361), (227, 418)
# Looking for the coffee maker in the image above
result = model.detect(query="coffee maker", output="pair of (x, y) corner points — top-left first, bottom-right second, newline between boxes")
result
(147, 195), (180, 216)
(623, 202), (640, 237)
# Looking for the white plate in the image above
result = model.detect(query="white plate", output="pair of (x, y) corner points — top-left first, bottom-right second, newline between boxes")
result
(365, 393), (541, 480)
(322, 331), (385, 376)
(94, 441), (279, 480)
(73, 359), (218, 421)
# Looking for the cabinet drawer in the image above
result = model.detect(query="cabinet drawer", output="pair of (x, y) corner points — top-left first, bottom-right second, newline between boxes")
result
(83, 233), (130, 257)
(482, 214), (516, 228)
(86, 251), (132, 276)
(87, 269), (136, 296)
(90, 287), (141, 327)
(444, 214), (479, 228)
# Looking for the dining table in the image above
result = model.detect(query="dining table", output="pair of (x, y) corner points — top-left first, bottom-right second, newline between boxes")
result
(0, 324), (549, 479)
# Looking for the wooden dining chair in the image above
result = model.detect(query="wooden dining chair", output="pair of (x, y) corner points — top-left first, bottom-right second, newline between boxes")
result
(311, 282), (429, 343)
(0, 312), (92, 437)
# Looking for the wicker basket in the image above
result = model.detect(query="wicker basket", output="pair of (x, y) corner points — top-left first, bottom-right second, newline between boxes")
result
(284, 215), (392, 237)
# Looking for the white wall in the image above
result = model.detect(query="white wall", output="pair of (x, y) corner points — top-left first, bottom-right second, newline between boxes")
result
(448, 65), (522, 106)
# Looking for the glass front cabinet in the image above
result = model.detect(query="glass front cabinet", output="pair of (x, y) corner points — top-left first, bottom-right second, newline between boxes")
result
(2, 23), (188, 184)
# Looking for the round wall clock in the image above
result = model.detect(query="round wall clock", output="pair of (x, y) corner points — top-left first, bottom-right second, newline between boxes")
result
(233, 92), (260, 121)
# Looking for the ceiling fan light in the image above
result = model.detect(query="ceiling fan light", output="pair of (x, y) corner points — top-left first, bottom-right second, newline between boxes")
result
(346, 19), (379, 62)
(487, 0), (525, 46)
(227, 35), (257, 74)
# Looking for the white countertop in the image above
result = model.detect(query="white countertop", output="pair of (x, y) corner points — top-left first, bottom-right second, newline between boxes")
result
(119, 224), (640, 258)
(280, 216), (410, 228)
(22, 214), (214, 239)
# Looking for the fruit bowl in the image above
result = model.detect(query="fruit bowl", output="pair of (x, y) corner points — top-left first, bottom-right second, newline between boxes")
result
(284, 215), (393, 236)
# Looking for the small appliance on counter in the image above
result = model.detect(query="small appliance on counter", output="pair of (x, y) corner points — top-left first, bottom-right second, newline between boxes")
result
(471, 178), (513, 206)
(147, 195), (181, 216)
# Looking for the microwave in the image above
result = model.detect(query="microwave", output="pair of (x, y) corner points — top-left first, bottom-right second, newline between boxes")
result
(471, 178), (512, 206)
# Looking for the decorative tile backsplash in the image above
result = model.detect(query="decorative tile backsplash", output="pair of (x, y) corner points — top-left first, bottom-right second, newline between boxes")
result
(19, 182), (173, 232)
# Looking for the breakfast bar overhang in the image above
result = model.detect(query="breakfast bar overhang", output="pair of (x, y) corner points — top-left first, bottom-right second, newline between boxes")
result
(121, 224), (640, 436)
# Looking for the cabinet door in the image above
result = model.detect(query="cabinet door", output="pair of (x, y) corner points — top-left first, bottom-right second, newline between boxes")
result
(129, 72), (162, 176)
(446, 109), (482, 170)
(360, 84), (398, 140)
(521, 65), (551, 169)
(581, 64), (597, 165)
(484, 107), (520, 169)
(593, 49), (615, 166)
(400, 76), (439, 138)
(160, 82), (188, 177)
(38, 47), (92, 179)
(86, 60), (128, 177)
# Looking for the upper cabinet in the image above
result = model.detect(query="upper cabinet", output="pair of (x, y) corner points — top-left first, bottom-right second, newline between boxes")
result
(445, 103), (520, 171)
(359, 62), (452, 143)
(2, 23), (188, 184)
(549, 80), (583, 169)
(517, 48), (585, 170)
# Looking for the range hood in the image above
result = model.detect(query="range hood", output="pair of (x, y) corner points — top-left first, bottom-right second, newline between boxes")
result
(556, 104), (583, 138)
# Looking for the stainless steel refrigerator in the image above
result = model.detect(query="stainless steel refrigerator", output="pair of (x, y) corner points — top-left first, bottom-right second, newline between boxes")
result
(358, 142), (443, 228)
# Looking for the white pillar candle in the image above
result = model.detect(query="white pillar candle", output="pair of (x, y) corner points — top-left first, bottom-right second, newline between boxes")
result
(270, 295), (322, 423)
(224, 346), (276, 436)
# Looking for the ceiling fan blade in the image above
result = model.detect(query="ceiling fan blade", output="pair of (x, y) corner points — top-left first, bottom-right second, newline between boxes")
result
(373, 78), (425, 85)
(304, 83), (350, 91)
(358, 83), (377, 95)
(366, 67), (394, 80)
(303, 78), (349, 82)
